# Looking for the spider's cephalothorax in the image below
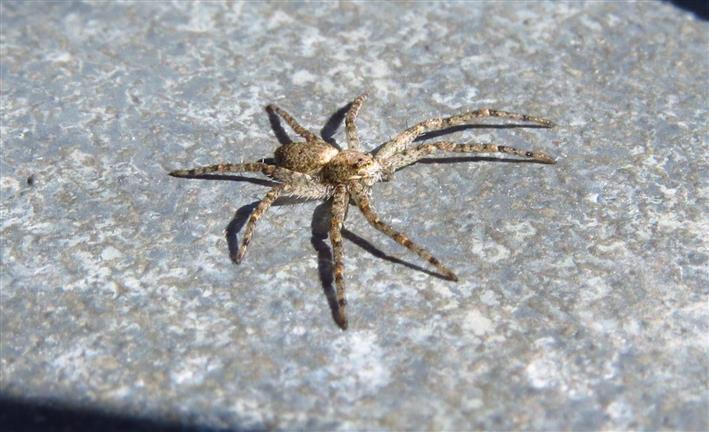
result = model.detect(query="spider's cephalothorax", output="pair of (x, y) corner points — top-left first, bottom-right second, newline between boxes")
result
(170, 94), (556, 329)
(320, 150), (383, 185)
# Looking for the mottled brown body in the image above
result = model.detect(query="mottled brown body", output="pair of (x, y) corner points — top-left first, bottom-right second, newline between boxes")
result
(274, 142), (338, 174)
(170, 93), (556, 329)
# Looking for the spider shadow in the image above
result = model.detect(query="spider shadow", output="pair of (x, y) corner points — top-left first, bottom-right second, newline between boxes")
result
(174, 173), (278, 187)
(309, 201), (340, 326)
(371, 122), (551, 156)
(266, 107), (293, 145)
(225, 195), (314, 263)
(412, 123), (552, 143)
(390, 155), (550, 179)
(416, 155), (548, 165)
(398, 124), (556, 169)
(310, 200), (451, 329)
(267, 101), (352, 150)
(320, 102), (352, 149)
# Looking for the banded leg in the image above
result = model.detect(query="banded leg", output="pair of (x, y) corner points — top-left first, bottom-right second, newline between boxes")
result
(329, 184), (350, 329)
(170, 161), (314, 184)
(266, 103), (321, 143)
(234, 183), (288, 264)
(385, 141), (556, 172)
(350, 185), (459, 281)
(345, 93), (368, 151)
(170, 162), (278, 178)
(376, 108), (555, 159)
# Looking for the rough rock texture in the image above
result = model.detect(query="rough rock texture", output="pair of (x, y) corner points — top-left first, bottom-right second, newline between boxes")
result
(1, 1), (707, 430)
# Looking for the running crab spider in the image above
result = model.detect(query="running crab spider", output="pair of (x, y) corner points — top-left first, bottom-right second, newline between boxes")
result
(170, 93), (556, 329)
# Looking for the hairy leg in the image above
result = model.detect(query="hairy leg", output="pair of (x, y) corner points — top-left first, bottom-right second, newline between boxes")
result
(266, 103), (321, 143)
(170, 161), (332, 204)
(234, 183), (288, 264)
(376, 108), (554, 159)
(350, 184), (459, 281)
(329, 184), (350, 329)
(384, 141), (556, 172)
(170, 161), (283, 178)
(345, 93), (368, 151)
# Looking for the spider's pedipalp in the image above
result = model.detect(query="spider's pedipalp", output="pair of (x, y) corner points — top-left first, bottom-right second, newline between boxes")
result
(384, 141), (556, 172)
(234, 183), (288, 264)
(376, 108), (555, 159)
(329, 184), (350, 330)
(345, 93), (368, 151)
(266, 103), (321, 144)
(350, 184), (459, 282)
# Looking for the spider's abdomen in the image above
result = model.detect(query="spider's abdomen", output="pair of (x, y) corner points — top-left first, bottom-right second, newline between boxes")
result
(274, 142), (339, 174)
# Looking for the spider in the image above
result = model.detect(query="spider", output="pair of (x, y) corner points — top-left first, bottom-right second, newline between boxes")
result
(170, 94), (555, 329)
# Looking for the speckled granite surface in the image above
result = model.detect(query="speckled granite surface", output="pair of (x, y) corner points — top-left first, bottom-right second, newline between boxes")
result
(1, 1), (707, 431)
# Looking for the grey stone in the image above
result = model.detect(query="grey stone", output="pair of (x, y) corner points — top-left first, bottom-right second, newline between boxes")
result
(1, 1), (706, 430)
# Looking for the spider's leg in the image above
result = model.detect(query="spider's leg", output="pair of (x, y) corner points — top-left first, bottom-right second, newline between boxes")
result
(170, 160), (331, 202)
(385, 141), (556, 172)
(376, 109), (554, 159)
(266, 103), (321, 143)
(350, 185), (459, 281)
(345, 93), (368, 151)
(170, 161), (275, 177)
(234, 183), (288, 264)
(169, 161), (315, 183)
(329, 184), (350, 329)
